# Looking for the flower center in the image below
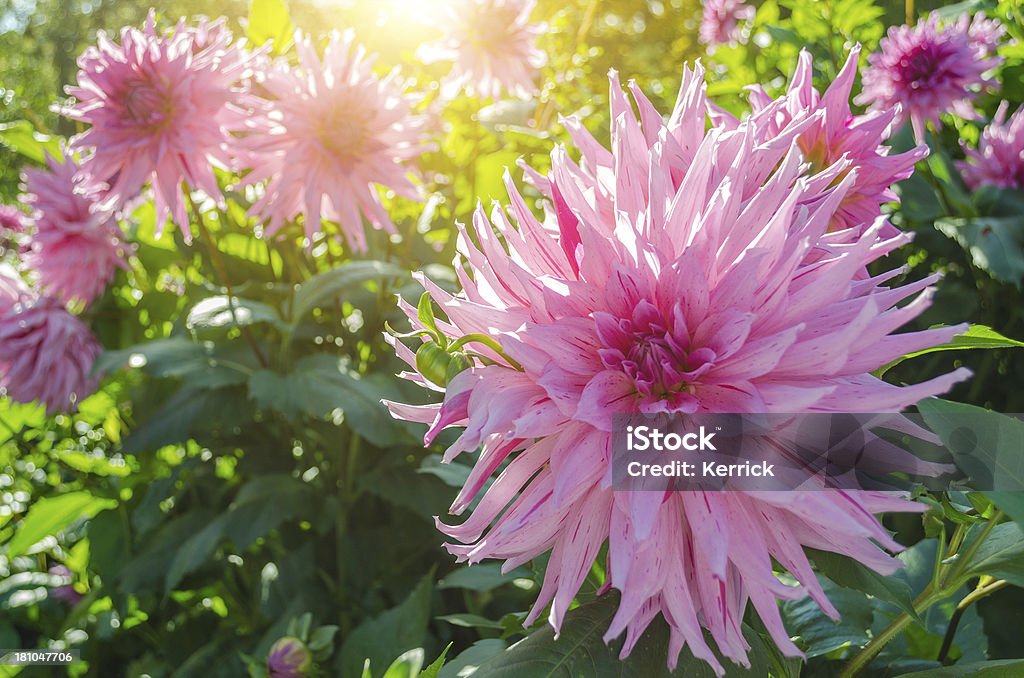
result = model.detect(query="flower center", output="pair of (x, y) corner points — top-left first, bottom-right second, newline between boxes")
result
(897, 42), (948, 89)
(123, 80), (174, 130)
(595, 300), (712, 402)
(318, 109), (372, 165)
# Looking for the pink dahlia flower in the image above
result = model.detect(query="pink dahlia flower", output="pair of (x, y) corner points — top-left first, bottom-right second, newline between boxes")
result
(235, 31), (430, 248)
(958, 101), (1024, 190)
(62, 12), (254, 239)
(0, 278), (100, 415)
(716, 47), (927, 233)
(858, 13), (1004, 142)
(417, 0), (546, 100)
(699, 0), (755, 47)
(385, 64), (970, 672)
(21, 153), (128, 306)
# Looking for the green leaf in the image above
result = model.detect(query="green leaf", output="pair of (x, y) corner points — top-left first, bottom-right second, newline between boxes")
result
(808, 548), (920, 621)
(95, 337), (214, 378)
(984, 491), (1024, 525)
(436, 614), (504, 630)
(338, 571), (434, 678)
(962, 522), (1024, 587)
(935, 217), (1024, 287)
(164, 514), (228, 593)
(782, 577), (874, 659)
(382, 649), (425, 678)
(0, 120), (62, 163)
(420, 644), (451, 678)
(899, 659), (1024, 677)
(437, 563), (530, 592)
(6, 491), (116, 558)
(291, 260), (406, 322)
(186, 296), (283, 331)
(248, 354), (406, 445)
(437, 640), (506, 678)
(917, 399), (1024, 491)
(877, 325), (1024, 376)
(247, 0), (293, 54)
(474, 592), (771, 676)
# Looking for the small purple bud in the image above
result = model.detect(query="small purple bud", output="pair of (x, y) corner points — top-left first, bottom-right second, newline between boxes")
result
(47, 565), (83, 605)
(267, 636), (312, 678)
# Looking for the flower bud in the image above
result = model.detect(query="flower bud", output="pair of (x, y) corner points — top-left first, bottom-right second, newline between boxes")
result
(416, 342), (453, 387)
(267, 636), (312, 678)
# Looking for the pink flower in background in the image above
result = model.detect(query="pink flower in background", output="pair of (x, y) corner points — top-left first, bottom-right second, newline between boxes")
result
(0, 205), (25, 234)
(62, 12), (254, 239)
(699, 0), (755, 47)
(47, 565), (84, 606)
(386, 64), (969, 672)
(858, 13), (1004, 141)
(236, 31), (430, 248)
(718, 46), (927, 233)
(959, 102), (1024, 190)
(0, 281), (101, 415)
(21, 153), (127, 306)
(417, 0), (545, 100)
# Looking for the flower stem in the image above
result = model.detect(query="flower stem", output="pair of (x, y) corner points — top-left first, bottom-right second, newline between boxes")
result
(937, 578), (1009, 663)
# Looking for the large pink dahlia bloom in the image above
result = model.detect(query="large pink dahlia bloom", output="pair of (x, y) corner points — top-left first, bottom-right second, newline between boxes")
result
(385, 65), (970, 672)
(0, 267), (101, 414)
(236, 31), (430, 248)
(699, 0), (755, 47)
(417, 0), (546, 100)
(858, 13), (1004, 141)
(21, 153), (127, 306)
(62, 13), (254, 239)
(716, 46), (926, 233)
(958, 101), (1024, 191)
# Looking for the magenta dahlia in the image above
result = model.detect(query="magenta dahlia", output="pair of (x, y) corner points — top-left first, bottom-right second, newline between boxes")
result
(21, 152), (127, 306)
(959, 101), (1024, 190)
(417, 0), (546, 100)
(858, 13), (1004, 141)
(385, 64), (969, 672)
(0, 205), (25, 234)
(62, 12), (254, 239)
(699, 0), (755, 47)
(235, 31), (429, 248)
(716, 46), (927, 233)
(0, 270), (100, 415)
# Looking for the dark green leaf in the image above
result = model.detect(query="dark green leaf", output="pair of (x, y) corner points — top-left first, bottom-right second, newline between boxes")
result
(899, 659), (1024, 677)
(338, 571), (434, 678)
(808, 548), (919, 621)
(962, 522), (1024, 587)
(782, 577), (874, 658)
(935, 217), (1024, 287)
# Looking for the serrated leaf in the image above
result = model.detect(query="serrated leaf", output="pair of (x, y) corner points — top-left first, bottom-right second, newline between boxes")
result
(420, 643), (451, 678)
(808, 548), (920, 621)
(962, 522), (1024, 587)
(6, 492), (116, 558)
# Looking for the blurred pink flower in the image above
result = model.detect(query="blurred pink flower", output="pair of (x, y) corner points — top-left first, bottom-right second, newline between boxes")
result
(21, 152), (128, 306)
(386, 65), (969, 672)
(417, 0), (545, 100)
(858, 13), (1004, 141)
(959, 102), (1024, 190)
(717, 47), (927, 233)
(699, 0), (755, 47)
(236, 31), (430, 248)
(47, 565), (84, 606)
(0, 205), (25, 234)
(0, 282), (101, 415)
(62, 12), (254, 240)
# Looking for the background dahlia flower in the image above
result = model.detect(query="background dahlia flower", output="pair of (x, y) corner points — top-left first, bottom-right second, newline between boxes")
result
(0, 266), (100, 414)
(958, 101), (1024, 190)
(21, 152), (127, 306)
(386, 64), (969, 672)
(699, 0), (755, 47)
(0, 204), (25, 234)
(858, 13), (1004, 141)
(715, 47), (927, 233)
(62, 12), (254, 239)
(416, 0), (546, 100)
(236, 31), (429, 248)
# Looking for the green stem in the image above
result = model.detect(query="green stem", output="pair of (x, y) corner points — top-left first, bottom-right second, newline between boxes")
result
(937, 578), (1010, 663)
